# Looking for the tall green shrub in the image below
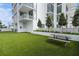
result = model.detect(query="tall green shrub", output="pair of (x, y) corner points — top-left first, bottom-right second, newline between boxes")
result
(37, 19), (42, 28)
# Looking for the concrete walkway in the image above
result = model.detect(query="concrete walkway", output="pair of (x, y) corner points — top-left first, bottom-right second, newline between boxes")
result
(31, 32), (79, 41)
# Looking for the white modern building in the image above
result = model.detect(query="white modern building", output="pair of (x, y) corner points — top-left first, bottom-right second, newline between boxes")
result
(12, 3), (79, 32)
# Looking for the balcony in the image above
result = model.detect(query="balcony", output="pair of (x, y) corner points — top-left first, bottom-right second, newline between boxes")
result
(20, 14), (33, 21)
(23, 3), (34, 8)
(19, 3), (34, 12)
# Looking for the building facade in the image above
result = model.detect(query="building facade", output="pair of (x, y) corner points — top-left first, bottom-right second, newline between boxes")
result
(12, 3), (79, 32)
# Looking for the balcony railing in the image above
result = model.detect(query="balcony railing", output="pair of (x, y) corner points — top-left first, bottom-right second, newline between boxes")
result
(20, 14), (33, 20)
(24, 3), (34, 8)
(19, 3), (34, 8)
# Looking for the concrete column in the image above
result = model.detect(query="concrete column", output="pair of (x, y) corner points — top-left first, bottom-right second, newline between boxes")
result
(62, 3), (66, 16)
(17, 4), (20, 32)
(33, 3), (37, 31)
(54, 3), (57, 28)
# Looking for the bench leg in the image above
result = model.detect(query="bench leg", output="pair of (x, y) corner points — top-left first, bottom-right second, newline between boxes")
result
(64, 42), (67, 47)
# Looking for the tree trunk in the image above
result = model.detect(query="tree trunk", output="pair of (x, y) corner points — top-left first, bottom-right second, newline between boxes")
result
(48, 28), (49, 32)
(61, 26), (63, 33)
(48, 27), (50, 32)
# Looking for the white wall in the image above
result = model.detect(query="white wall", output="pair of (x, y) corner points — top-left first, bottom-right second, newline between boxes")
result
(25, 21), (33, 32)
(38, 3), (47, 24)
(19, 20), (33, 32)
(33, 3), (47, 30)
(66, 3), (76, 28)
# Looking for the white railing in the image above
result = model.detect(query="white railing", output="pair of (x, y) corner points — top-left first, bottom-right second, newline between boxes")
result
(0, 28), (12, 31)
(23, 3), (34, 8)
(20, 14), (33, 20)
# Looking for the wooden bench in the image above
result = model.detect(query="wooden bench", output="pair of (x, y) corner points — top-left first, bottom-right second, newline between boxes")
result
(49, 34), (71, 47)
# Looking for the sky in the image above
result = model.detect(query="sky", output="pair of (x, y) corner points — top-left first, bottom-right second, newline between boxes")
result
(0, 3), (12, 26)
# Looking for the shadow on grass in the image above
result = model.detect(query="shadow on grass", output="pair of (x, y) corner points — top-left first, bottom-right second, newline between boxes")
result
(46, 39), (66, 47)
(70, 41), (79, 55)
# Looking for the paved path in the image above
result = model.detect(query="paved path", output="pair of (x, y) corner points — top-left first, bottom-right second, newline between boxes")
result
(31, 32), (79, 41)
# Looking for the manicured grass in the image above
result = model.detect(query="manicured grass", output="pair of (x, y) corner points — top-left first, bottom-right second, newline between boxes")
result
(0, 32), (79, 56)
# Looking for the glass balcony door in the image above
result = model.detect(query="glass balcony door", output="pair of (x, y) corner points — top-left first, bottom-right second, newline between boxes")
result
(20, 11), (33, 20)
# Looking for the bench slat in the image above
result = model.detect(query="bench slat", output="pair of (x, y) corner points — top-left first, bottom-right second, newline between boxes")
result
(49, 34), (70, 42)
(49, 37), (70, 43)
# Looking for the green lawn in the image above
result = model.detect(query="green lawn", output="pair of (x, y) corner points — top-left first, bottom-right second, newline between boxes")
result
(0, 32), (79, 56)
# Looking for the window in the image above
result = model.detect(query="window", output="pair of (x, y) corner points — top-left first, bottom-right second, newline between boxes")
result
(66, 5), (68, 11)
(47, 3), (54, 12)
(76, 3), (79, 9)
(57, 15), (60, 22)
(42, 24), (45, 28)
(57, 5), (62, 13)
(20, 12), (25, 16)
(20, 26), (22, 29)
(29, 10), (33, 16)
(13, 3), (17, 9)
(76, 3), (79, 7)
(57, 25), (59, 28)
(47, 13), (53, 20)
(19, 3), (21, 5)
(66, 14), (68, 20)
(57, 3), (62, 5)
